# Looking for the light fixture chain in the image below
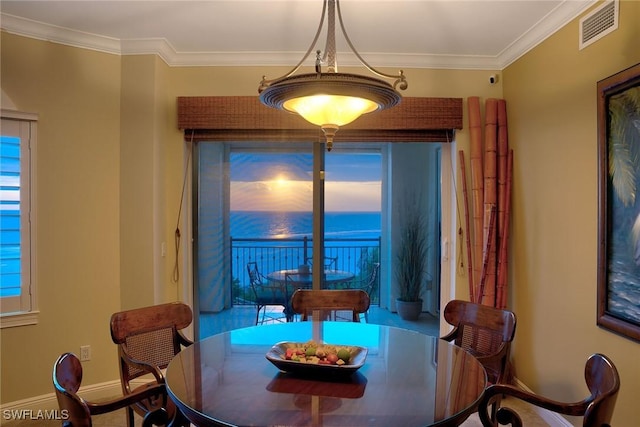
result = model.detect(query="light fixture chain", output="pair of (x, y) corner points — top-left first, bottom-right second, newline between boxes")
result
(325, 0), (337, 72)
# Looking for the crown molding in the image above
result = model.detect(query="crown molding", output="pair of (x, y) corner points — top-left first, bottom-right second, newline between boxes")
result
(1, 13), (122, 55)
(496, 0), (596, 68)
(1, 1), (597, 70)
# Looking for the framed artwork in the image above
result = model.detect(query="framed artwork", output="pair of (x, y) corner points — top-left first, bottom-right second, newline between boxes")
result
(597, 62), (640, 342)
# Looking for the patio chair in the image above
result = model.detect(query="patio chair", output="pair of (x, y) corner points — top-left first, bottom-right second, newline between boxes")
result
(305, 256), (338, 271)
(291, 289), (370, 322)
(110, 302), (193, 427)
(346, 262), (379, 321)
(53, 352), (169, 427)
(477, 353), (620, 427)
(247, 261), (288, 324)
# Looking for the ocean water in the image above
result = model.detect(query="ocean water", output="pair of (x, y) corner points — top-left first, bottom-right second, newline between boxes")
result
(231, 211), (381, 240)
(230, 211), (381, 278)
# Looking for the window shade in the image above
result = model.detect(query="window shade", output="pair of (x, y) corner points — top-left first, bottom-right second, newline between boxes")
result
(177, 96), (462, 143)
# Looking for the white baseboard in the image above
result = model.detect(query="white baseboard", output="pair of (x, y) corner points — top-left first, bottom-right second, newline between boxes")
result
(0, 379), (153, 414)
(512, 377), (573, 427)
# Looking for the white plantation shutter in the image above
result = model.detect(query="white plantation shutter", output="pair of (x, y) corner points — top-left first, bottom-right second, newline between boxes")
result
(1, 111), (38, 327)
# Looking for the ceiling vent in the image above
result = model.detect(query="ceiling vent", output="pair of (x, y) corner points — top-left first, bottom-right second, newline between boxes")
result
(579, 0), (618, 50)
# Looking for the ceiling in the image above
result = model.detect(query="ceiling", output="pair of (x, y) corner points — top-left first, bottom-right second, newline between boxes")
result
(0, 0), (596, 70)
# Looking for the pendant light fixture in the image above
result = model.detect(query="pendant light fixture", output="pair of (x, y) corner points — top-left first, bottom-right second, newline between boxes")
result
(258, 0), (408, 150)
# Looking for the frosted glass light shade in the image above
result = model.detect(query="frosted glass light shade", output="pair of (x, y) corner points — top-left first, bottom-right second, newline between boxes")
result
(283, 94), (379, 127)
(260, 73), (401, 129)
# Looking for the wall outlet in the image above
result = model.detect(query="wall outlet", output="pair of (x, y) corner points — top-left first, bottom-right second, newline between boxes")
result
(80, 345), (91, 361)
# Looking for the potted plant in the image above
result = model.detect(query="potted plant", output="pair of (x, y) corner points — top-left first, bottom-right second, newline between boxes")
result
(395, 209), (429, 320)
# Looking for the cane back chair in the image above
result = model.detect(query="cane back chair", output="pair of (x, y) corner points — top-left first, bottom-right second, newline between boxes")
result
(441, 299), (517, 385)
(110, 302), (193, 427)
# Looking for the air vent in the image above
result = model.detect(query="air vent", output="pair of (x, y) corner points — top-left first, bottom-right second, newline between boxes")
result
(579, 0), (618, 50)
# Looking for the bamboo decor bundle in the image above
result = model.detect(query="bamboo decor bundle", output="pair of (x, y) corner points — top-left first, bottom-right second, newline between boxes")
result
(462, 97), (513, 308)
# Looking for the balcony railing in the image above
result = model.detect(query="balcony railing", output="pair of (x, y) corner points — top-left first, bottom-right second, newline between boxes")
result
(231, 236), (381, 305)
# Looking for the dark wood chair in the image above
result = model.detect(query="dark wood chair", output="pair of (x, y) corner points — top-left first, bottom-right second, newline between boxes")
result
(477, 353), (620, 427)
(110, 302), (193, 427)
(53, 352), (168, 427)
(247, 261), (288, 324)
(291, 289), (370, 322)
(441, 299), (517, 385)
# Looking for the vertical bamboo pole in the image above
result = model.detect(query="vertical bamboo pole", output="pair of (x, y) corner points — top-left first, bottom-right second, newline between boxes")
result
(468, 97), (484, 299)
(482, 99), (498, 307)
(496, 100), (510, 309)
(497, 99), (509, 244)
(459, 150), (474, 302)
(477, 204), (496, 304)
(497, 150), (513, 309)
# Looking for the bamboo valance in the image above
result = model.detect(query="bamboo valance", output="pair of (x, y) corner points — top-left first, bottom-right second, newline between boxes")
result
(177, 96), (462, 143)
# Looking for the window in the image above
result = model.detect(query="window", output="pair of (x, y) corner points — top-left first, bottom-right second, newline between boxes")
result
(1, 111), (38, 327)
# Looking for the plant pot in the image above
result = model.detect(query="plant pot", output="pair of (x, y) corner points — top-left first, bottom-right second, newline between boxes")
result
(396, 298), (423, 321)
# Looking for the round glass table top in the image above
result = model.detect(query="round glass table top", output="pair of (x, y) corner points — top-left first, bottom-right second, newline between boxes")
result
(166, 321), (486, 427)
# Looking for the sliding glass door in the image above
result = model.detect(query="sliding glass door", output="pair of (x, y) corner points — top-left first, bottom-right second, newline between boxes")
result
(193, 141), (439, 339)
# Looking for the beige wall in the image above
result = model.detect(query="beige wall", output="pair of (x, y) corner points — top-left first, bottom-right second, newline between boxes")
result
(1, 35), (124, 399)
(503, 1), (639, 425)
(1, 1), (638, 424)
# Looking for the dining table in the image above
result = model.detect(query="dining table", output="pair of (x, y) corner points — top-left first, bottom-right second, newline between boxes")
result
(165, 321), (487, 427)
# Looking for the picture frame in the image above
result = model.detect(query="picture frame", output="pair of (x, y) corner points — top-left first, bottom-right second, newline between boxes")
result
(597, 62), (640, 342)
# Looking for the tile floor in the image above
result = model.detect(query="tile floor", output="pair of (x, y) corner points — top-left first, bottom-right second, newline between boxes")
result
(3, 306), (552, 426)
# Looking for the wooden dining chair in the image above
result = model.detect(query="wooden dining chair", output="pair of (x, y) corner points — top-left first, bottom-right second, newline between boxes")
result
(291, 289), (370, 322)
(441, 299), (517, 385)
(477, 353), (620, 427)
(247, 261), (289, 324)
(110, 302), (193, 427)
(53, 352), (169, 427)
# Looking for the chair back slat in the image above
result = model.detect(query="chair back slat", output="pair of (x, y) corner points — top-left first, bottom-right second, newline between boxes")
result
(110, 302), (192, 344)
(124, 327), (177, 379)
(459, 324), (502, 355)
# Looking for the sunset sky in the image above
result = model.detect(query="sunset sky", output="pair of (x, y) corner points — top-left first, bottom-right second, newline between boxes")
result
(230, 152), (381, 212)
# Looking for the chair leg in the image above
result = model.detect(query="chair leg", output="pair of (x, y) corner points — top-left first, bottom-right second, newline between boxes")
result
(126, 406), (135, 427)
(255, 304), (262, 325)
